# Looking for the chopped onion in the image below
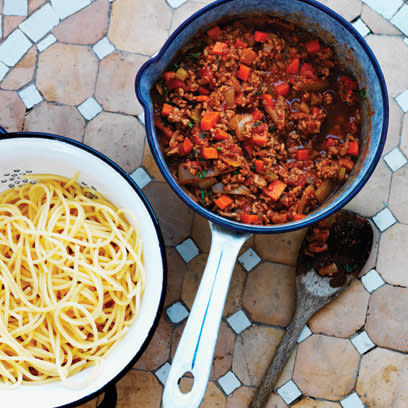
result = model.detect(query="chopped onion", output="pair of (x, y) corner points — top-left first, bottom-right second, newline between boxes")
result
(224, 87), (235, 107)
(212, 182), (250, 195)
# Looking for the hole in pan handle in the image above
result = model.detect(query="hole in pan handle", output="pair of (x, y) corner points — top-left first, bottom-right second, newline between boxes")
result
(163, 222), (250, 408)
(96, 383), (118, 408)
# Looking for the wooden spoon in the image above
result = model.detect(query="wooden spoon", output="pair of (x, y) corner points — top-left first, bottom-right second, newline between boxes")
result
(250, 210), (373, 408)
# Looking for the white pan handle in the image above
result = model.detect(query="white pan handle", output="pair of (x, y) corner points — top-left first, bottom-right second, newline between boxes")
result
(163, 222), (251, 408)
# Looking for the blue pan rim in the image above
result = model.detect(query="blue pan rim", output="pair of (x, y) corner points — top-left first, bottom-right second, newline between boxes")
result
(135, 0), (389, 234)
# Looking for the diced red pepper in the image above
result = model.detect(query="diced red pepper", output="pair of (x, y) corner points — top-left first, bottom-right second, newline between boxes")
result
(240, 213), (259, 224)
(183, 137), (193, 154)
(154, 120), (173, 139)
(166, 79), (186, 90)
(286, 57), (300, 74)
(164, 71), (174, 82)
(235, 39), (247, 48)
(263, 180), (287, 201)
(296, 149), (309, 161)
(252, 109), (263, 120)
(348, 141), (359, 156)
(312, 106), (320, 115)
(202, 147), (218, 159)
(340, 76), (357, 90)
(254, 159), (264, 173)
(306, 39), (320, 54)
(237, 64), (251, 81)
(196, 95), (209, 102)
(292, 213), (306, 221)
(275, 82), (290, 96)
(300, 63), (315, 76)
(254, 31), (268, 42)
(207, 25), (222, 39)
(214, 195), (233, 210)
(198, 86), (210, 95)
(161, 103), (173, 116)
(252, 133), (268, 147)
(201, 111), (220, 130)
(262, 94), (274, 107)
(214, 129), (229, 141)
(212, 41), (229, 55)
(198, 68), (215, 88)
(324, 137), (336, 148)
(244, 144), (253, 155)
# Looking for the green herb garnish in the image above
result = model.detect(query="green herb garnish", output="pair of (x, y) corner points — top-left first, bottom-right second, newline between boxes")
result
(216, 146), (222, 151)
(188, 122), (194, 128)
(341, 262), (359, 273)
(200, 132), (207, 138)
(198, 169), (208, 179)
(359, 88), (367, 101)
(253, 121), (262, 128)
(200, 189), (206, 205)
(173, 62), (179, 70)
(233, 169), (240, 175)
(269, 124), (276, 133)
(191, 52), (199, 58)
(250, 164), (255, 171)
(216, 55), (220, 71)
(163, 85), (168, 98)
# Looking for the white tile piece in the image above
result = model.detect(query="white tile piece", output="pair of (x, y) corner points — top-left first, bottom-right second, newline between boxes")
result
(384, 148), (407, 172)
(18, 84), (43, 109)
(0, 29), (32, 67)
(37, 34), (56, 52)
(77, 97), (102, 120)
(0, 62), (10, 82)
(277, 380), (302, 405)
(341, 392), (365, 408)
(297, 325), (312, 343)
(92, 37), (115, 60)
(391, 4), (408, 36)
(352, 18), (371, 37)
(218, 371), (241, 395)
(404, 37), (408, 47)
(227, 310), (251, 334)
(396, 89), (408, 112)
(19, 4), (59, 42)
(137, 112), (145, 125)
(362, 0), (403, 19)
(3, 0), (28, 16)
(50, 0), (91, 20)
(351, 331), (375, 354)
(238, 248), (261, 271)
(166, 301), (189, 324)
(155, 362), (171, 385)
(166, 0), (188, 9)
(176, 238), (199, 263)
(372, 207), (397, 231)
(361, 269), (385, 293)
(130, 167), (152, 189)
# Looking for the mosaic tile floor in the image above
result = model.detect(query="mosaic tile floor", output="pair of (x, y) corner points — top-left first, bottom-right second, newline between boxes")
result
(1, 0), (408, 407)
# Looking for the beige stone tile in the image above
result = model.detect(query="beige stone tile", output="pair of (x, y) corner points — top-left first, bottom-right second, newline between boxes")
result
(52, 0), (109, 45)
(170, 1), (210, 33)
(254, 229), (307, 266)
(3, 16), (24, 38)
(133, 314), (172, 371)
(28, 0), (47, 15)
(266, 393), (288, 408)
(276, 348), (297, 389)
(243, 262), (295, 327)
(141, 141), (165, 182)
(318, 0), (362, 22)
(232, 324), (285, 386)
(356, 347), (408, 408)
(95, 51), (147, 116)
(37, 43), (98, 106)
(383, 97), (403, 154)
(345, 159), (391, 217)
(308, 280), (369, 338)
(365, 35), (408, 97)
(293, 335), (359, 400)
(389, 167), (408, 225)
(400, 113), (408, 158)
(1, 46), (37, 91)
(164, 247), (186, 307)
(115, 370), (161, 408)
(361, 5), (402, 35)
(224, 261), (246, 317)
(200, 381), (226, 408)
(24, 101), (85, 141)
(108, 0), (172, 55)
(0, 90), (26, 132)
(192, 213), (211, 253)
(365, 285), (408, 352)
(293, 399), (340, 408)
(227, 386), (288, 408)
(84, 112), (145, 173)
(143, 180), (193, 246)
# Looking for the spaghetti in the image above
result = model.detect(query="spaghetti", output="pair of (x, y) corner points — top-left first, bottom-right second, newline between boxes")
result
(0, 172), (145, 386)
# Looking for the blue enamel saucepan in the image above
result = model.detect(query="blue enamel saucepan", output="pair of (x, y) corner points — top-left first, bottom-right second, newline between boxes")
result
(135, 1), (388, 406)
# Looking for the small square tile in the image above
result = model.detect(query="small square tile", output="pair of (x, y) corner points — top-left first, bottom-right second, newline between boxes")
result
(166, 0), (187, 8)
(155, 362), (171, 385)
(351, 331), (375, 354)
(4, 0), (28, 16)
(362, 0), (403, 19)
(352, 18), (370, 37)
(227, 309), (251, 334)
(238, 248), (261, 271)
(341, 392), (365, 408)
(383, 148), (407, 171)
(361, 269), (385, 293)
(137, 112), (145, 125)
(391, 4), (408, 36)
(372, 207), (397, 231)
(130, 167), (152, 189)
(217, 371), (241, 395)
(176, 238), (199, 263)
(50, 0), (91, 20)
(0, 62), (10, 82)
(37, 34), (56, 52)
(18, 84), (43, 109)
(19, 4), (59, 42)
(77, 96), (102, 120)
(277, 380), (302, 405)
(166, 301), (189, 324)
(396, 89), (408, 112)
(0, 29), (32, 67)
(92, 37), (115, 60)
(297, 325), (312, 343)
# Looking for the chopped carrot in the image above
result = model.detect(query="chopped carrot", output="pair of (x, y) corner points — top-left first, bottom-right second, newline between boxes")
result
(154, 120), (173, 139)
(161, 103), (173, 116)
(254, 159), (264, 173)
(254, 31), (268, 42)
(263, 180), (287, 201)
(198, 86), (209, 95)
(214, 195), (233, 210)
(214, 129), (229, 141)
(324, 137), (336, 148)
(212, 41), (229, 55)
(286, 57), (299, 74)
(296, 149), (309, 161)
(347, 141), (359, 156)
(244, 144), (253, 155)
(235, 39), (247, 48)
(252, 109), (263, 120)
(183, 137), (193, 154)
(237, 64), (251, 81)
(202, 147), (218, 159)
(292, 213), (306, 221)
(196, 95), (209, 102)
(306, 39), (320, 54)
(240, 213), (259, 224)
(275, 82), (290, 96)
(164, 71), (174, 82)
(252, 133), (268, 147)
(262, 94), (274, 107)
(300, 63), (316, 79)
(207, 25), (222, 39)
(200, 111), (220, 130)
